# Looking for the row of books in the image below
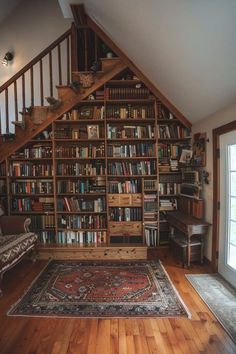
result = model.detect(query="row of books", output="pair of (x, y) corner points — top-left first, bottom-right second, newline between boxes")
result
(11, 197), (54, 212)
(159, 174), (182, 183)
(106, 105), (154, 119)
(54, 126), (102, 140)
(144, 194), (157, 212)
(105, 87), (149, 100)
(107, 125), (154, 139)
(109, 207), (142, 221)
(57, 197), (105, 212)
(157, 104), (175, 120)
(107, 161), (156, 176)
(158, 125), (190, 139)
(144, 224), (158, 247)
(55, 144), (105, 158)
(159, 183), (181, 195)
(11, 145), (52, 159)
(37, 231), (56, 244)
(0, 163), (6, 176)
(57, 162), (106, 176)
(159, 158), (179, 172)
(159, 198), (178, 211)
(10, 163), (53, 177)
(108, 179), (142, 194)
(58, 215), (106, 229)
(107, 143), (155, 158)
(30, 215), (55, 229)
(57, 178), (106, 194)
(0, 180), (7, 194)
(64, 106), (104, 120)
(144, 179), (157, 191)
(11, 180), (53, 195)
(158, 143), (185, 159)
(57, 231), (106, 244)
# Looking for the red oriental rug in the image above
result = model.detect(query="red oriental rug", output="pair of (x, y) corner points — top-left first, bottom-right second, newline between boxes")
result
(8, 260), (190, 318)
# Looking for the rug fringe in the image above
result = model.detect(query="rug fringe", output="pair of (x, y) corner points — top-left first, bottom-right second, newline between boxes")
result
(159, 260), (192, 319)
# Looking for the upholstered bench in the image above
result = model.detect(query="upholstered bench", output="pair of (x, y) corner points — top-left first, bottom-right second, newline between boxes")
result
(0, 215), (38, 296)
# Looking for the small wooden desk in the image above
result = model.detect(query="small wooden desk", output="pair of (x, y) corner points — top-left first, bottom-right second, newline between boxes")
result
(166, 211), (210, 268)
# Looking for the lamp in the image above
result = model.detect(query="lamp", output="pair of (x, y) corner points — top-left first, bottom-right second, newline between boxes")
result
(2, 52), (13, 66)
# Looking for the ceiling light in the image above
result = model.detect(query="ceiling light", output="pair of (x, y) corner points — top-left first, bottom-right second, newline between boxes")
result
(2, 52), (13, 66)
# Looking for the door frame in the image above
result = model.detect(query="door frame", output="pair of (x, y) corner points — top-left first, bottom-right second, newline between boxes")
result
(212, 120), (236, 271)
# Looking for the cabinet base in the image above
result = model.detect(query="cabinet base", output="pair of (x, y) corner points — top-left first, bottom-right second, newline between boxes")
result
(36, 244), (147, 260)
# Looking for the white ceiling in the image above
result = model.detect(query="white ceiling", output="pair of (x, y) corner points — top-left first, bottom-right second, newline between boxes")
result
(0, 0), (24, 24)
(58, 0), (236, 123)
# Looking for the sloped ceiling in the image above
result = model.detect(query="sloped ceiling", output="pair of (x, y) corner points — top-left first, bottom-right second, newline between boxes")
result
(58, 0), (236, 123)
(0, 0), (24, 24)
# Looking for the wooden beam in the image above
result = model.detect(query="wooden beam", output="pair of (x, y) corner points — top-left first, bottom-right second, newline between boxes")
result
(71, 4), (87, 26)
(86, 15), (192, 129)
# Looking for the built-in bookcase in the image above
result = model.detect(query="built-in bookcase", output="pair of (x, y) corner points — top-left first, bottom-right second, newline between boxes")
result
(5, 70), (191, 248)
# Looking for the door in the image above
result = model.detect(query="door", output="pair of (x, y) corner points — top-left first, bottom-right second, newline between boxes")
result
(219, 130), (236, 287)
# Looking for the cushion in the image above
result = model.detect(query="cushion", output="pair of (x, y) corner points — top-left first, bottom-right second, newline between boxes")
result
(0, 233), (38, 272)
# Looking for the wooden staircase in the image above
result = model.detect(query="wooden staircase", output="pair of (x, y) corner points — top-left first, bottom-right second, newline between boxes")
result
(0, 4), (191, 162)
(0, 58), (126, 161)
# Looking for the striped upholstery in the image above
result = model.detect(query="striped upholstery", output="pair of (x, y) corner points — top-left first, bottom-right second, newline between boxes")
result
(0, 233), (38, 272)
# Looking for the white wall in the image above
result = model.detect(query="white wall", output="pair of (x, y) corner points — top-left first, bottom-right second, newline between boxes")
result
(0, 0), (71, 86)
(0, 0), (71, 132)
(192, 102), (236, 260)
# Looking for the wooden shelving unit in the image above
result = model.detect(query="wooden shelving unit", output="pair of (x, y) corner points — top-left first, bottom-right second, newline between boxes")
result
(5, 70), (191, 250)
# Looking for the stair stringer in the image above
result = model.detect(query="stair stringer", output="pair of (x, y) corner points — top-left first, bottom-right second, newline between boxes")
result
(0, 60), (126, 161)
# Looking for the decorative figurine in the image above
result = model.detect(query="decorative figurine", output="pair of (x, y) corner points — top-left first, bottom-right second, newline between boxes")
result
(45, 97), (62, 111)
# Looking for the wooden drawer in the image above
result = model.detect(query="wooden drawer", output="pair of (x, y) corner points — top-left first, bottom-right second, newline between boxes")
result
(109, 222), (142, 236)
(109, 222), (123, 235)
(119, 194), (132, 205)
(108, 194), (120, 206)
(108, 194), (142, 207)
(124, 222), (142, 235)
(132, 194), (142, 206)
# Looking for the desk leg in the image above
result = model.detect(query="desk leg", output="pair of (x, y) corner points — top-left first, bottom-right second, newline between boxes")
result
(201, 235), (204, 264)
(187, 237), (191, 269)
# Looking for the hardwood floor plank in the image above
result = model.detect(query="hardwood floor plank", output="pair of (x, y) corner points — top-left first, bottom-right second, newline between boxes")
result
(110, 319), (119, 354)
(118, 319), (127, 354)
(87, 319), (98, 354)
(95, 319), (110, 354)
(0, 251), (235, 354)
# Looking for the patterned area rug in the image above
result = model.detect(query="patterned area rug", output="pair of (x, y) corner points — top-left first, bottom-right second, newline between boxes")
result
(8, 260), (190, 318)
(186, 274), (236, 343)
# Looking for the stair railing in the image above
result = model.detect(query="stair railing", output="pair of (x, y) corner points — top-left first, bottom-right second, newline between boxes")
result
(0, 27), (72, 135)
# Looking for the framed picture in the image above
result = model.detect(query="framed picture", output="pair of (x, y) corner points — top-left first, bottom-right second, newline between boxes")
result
(78, 106), (94, 119)
(192, 132), (206, 166)
(87, 125), (99, 139)
(179, 149), (193, 164)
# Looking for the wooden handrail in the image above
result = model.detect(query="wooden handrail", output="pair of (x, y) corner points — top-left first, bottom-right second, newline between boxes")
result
(0, 27), (72, 134)
(0, 29), (71, 94)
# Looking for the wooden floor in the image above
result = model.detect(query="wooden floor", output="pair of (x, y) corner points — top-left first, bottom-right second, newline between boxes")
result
(0, 249), (235, 354)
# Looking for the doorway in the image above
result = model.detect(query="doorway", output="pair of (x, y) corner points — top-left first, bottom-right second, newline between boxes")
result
(219, 131), (236, 287)
(212, 121), (236, 276)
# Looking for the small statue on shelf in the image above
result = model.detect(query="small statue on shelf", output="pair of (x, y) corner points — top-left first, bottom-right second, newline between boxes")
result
(45, 97), (62, 111)
(69, 81), (80, 93)
(89, 60), (101, 73)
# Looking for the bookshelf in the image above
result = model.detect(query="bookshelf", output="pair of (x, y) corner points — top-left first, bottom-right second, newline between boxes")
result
(0, 161), (8, 213)
(6, 70), (192, 249)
